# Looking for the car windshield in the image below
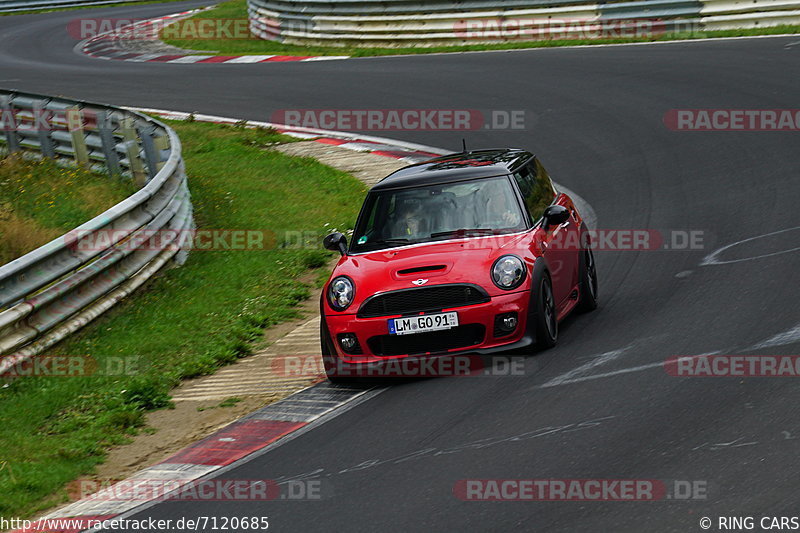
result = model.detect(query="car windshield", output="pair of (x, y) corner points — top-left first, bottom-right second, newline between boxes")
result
(350, 176), (526, 253)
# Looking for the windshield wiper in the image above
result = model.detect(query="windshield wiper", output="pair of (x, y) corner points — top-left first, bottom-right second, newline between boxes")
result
(362, 238), (411, 246)
(430, 228), (497, 239)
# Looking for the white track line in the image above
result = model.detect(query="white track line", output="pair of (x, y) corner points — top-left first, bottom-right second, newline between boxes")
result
(540, 346), (632, 387)
(223, 55), (276, 63)
(374, 33), (800, 61)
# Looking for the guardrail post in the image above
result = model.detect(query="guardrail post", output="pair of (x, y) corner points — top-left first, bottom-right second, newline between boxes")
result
(154, 132), (170, 171)
(120, 116), (147, 186)
(138, 124), (160, 178)
(66, 105), (89, 167)
(96, 110), (121, 175)
(33, 100), (55, 158)
(0, 94), (21, 153)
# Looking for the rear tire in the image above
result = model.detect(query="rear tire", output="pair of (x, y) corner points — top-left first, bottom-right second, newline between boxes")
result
(534, 275), (558, 349)
(577, 247), (598, 313)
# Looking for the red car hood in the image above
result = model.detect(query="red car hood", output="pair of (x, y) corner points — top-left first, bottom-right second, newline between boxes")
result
(328, 233), (533, 313)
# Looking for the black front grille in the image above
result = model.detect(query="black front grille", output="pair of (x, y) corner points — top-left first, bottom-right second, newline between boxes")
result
(357, 284), (490, 318)
(368, 324), (486, 357)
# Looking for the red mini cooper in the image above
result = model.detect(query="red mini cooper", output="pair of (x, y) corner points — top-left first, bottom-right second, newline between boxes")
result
(320, 149), (597, 380)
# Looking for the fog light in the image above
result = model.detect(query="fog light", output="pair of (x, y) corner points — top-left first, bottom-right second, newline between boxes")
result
(494, 312), (519, 338)
(337, 333), (362, 354)
(340, 335), (356, 349)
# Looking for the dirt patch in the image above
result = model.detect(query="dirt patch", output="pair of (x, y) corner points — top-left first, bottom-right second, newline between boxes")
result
(273, 142), (406, 187)
(65, 267), (326, 501)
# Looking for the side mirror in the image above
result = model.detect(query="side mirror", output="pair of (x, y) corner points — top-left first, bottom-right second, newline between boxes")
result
(323, 232), (348, 256)
(542, 205), (570, 230)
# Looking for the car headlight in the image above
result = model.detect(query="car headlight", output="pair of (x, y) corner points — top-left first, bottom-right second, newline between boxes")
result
(327, 276), (355, 311)
(491, 255), (526, 290)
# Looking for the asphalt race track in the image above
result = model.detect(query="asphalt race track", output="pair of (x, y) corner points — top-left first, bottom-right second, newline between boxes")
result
(2, 3), (799, 530)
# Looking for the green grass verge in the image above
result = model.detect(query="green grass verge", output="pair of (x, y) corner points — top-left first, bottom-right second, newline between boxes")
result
(0, 121), (366, 519)
(161, 0), (800, 57)
(0, 156), (136, 263)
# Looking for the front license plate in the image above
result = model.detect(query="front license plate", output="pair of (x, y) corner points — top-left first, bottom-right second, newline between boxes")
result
(388, 312), (459, 335)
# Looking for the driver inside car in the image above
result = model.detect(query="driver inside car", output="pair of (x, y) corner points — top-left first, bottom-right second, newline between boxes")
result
(483, 180), (522, 228)
(391, 197), (427, 239)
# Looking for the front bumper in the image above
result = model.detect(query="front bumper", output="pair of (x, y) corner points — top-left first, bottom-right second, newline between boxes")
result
(323, 290), (534, 365)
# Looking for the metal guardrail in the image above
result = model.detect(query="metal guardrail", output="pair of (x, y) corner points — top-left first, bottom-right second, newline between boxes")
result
(248, 2), (605, 46)
(247, 0), (800, 46)
(0, 0), (143, 13)
(598, 0), (702, 19)
(0, 90), (193, 372)
(251, 0), (588, 16)
(700, 0), (800, 28)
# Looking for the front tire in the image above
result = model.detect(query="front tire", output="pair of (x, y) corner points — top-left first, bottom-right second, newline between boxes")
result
(534, 274), (558, 349)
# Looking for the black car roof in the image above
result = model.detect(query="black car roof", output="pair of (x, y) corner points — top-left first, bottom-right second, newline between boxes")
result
(370, 149), (534, 191)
